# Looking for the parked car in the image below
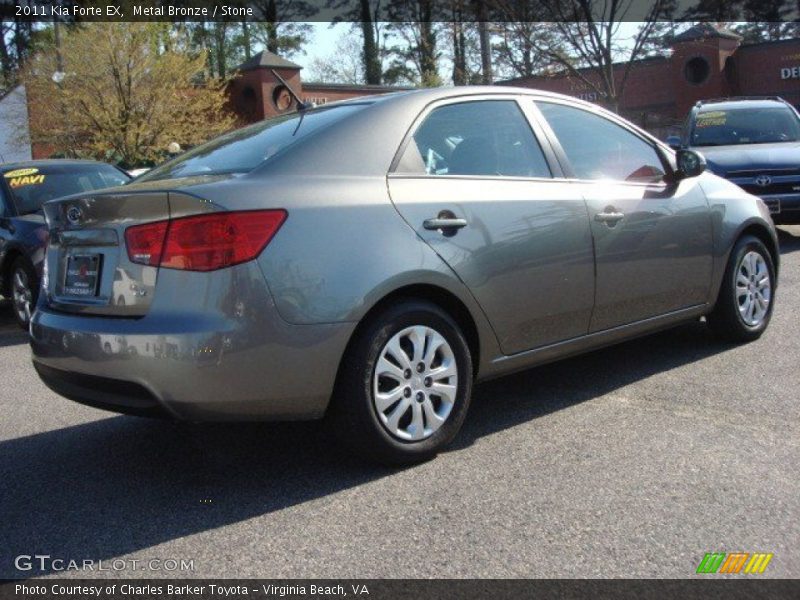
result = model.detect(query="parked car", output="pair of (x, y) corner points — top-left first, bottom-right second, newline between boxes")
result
(667, 96), (800, 224)
(0, 160), (131, 328)
(30, 88), (778, 464)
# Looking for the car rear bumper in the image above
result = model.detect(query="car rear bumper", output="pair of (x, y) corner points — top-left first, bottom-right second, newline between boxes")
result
(30, 262), (355, 421)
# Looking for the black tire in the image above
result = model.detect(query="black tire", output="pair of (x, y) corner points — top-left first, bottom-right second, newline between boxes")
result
(707, 235), (776, 343)
(328, 299), (473, 465)
(9, 257), (38, 330)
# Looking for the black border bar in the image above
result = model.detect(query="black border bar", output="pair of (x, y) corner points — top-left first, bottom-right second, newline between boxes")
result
(2, 579), (800, 600)
(3, 0), (800, 23)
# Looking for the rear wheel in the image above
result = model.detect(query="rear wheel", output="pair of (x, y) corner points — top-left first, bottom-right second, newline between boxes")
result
(707, 235), (775, 342)
(329, 299), (473, 465)
(10, 257), (38, 330)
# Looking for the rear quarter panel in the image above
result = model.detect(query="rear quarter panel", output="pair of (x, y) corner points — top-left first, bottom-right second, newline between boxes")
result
(186, 174), (503, 377)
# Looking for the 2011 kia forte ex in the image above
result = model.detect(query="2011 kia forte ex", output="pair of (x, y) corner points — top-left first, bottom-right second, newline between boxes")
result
(30, 87), (779, 464)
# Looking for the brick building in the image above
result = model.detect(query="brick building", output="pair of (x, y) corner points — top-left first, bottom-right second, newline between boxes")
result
(227, 50), (411, 123)
(496, 24), (800, 137)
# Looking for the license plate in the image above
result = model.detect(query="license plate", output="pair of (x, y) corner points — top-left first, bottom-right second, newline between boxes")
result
(763, 198), (781, 214)
(64, 254), (101, 297)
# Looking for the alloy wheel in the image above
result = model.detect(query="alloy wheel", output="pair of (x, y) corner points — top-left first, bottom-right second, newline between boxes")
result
(12, 267), (33, 325)
(372, 325), (458, 441)
(736, 250), (771, 327)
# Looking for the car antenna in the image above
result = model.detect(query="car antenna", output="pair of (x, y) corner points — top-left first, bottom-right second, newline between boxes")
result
(270, 69), (315, 111)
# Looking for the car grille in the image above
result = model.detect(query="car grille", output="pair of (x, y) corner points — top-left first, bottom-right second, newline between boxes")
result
(727, 168), (800, 178)
(739, 181), (800, 195)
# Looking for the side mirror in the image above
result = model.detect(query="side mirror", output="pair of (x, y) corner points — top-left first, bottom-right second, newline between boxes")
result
(675, 149), (706, 179)
(665, 135), (682, 150)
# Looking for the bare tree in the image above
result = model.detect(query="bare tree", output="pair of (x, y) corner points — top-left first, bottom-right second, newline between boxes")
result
(306, 31), (365, 83)
(328, 0), (387, 84)
(522, 0), (674, 112)
(489, 0), (564, 80)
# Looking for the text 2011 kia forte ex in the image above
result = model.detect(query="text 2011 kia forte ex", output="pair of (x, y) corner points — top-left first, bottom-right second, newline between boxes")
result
(31, 87), (778, 464)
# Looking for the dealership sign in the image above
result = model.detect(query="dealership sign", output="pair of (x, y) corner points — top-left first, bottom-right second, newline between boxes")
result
(781, 66), (800, 79)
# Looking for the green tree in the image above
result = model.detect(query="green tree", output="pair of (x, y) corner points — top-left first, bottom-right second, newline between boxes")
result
(23, 23), (235, 167)
(386, 0), (443, 87)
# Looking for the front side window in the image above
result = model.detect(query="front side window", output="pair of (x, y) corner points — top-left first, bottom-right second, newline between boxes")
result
(690, 106), (800, 146)
(396, 100), (552, 178)
(536, 101), (666, 184)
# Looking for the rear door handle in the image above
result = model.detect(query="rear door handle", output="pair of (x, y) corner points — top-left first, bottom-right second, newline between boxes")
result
(423, 217), (467, 231)
(594, 211), (625, 224)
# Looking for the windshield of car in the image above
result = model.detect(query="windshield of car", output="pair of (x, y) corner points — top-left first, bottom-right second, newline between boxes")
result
(3, 164), (130, 215)
(691, 106), (800, 146)
(139, 104), (367, 182)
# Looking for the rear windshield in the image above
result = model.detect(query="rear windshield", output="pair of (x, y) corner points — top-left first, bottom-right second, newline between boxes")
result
(3, 164), (130, 215)
(139, 104), (367, 182)
(691, 106), (800, 146)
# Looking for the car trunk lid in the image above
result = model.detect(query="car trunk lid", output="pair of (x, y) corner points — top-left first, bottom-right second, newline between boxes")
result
(42, 191), (215, 316)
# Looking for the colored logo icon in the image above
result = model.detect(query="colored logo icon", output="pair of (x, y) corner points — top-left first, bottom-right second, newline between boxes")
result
(696, 552), (773, 574)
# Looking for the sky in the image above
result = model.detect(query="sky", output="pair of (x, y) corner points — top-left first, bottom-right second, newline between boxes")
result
(305, 23), (345, 65)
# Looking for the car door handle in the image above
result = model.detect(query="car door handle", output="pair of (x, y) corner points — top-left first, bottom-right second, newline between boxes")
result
(423, 217), (467, 231)
(594, 211), (625, 224)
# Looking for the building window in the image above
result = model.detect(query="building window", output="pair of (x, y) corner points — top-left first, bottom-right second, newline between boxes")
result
(684, 56), (710, 85)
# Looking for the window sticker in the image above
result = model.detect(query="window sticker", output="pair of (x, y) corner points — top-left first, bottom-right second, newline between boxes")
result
(696, 111), (727, 128)
(7, 174), (46, 188)
(3, 167), (39, 178)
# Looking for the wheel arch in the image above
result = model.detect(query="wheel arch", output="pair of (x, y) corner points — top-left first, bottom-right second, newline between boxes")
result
(739, 222), (779, 276)
(335, 283), (484, 390)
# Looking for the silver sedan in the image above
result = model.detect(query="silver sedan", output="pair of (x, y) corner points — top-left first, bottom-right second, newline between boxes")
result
(30, 87), (779, 464)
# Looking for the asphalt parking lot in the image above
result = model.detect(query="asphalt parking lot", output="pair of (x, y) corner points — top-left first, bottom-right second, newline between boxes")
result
(1, 227), (799, 580)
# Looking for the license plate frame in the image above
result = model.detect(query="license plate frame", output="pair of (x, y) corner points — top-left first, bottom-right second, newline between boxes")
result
(63, 254), (101, 298)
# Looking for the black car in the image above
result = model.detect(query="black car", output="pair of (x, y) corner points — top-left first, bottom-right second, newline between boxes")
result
(0, 160), (130, 328)
(668, 96), (800, 224)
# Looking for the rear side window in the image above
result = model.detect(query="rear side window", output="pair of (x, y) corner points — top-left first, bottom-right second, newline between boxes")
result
(140, 104), (367, 181)
(396, 100), (552, 178)
(537, 101), (666, 183)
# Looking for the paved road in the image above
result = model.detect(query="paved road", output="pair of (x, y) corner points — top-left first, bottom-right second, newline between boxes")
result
(1, 228), (799, 579)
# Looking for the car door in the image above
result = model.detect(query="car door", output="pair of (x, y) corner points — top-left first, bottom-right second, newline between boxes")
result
(387, 96), (595, 355)
(533, 100), (714, 332)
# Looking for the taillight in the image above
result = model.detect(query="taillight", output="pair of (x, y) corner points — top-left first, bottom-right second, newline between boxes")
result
(125, 221), (168, 267)
(125, 210), (286, 272)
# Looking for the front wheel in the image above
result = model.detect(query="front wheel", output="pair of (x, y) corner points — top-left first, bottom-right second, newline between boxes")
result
(707, 235), (775, 342)
(329, 300), (473, 465)
(10, 257), (39, 330)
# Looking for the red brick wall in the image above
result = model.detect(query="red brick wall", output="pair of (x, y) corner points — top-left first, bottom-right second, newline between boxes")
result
(733, 40), (800, 105)
(499, 35), (800, 136)
(301, 85), (403, 106)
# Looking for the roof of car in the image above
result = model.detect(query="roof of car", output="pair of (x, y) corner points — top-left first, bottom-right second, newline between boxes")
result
(696, 98), (790, 112)
(0, 158), (111, 173)
(334, 85), (600, 112)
